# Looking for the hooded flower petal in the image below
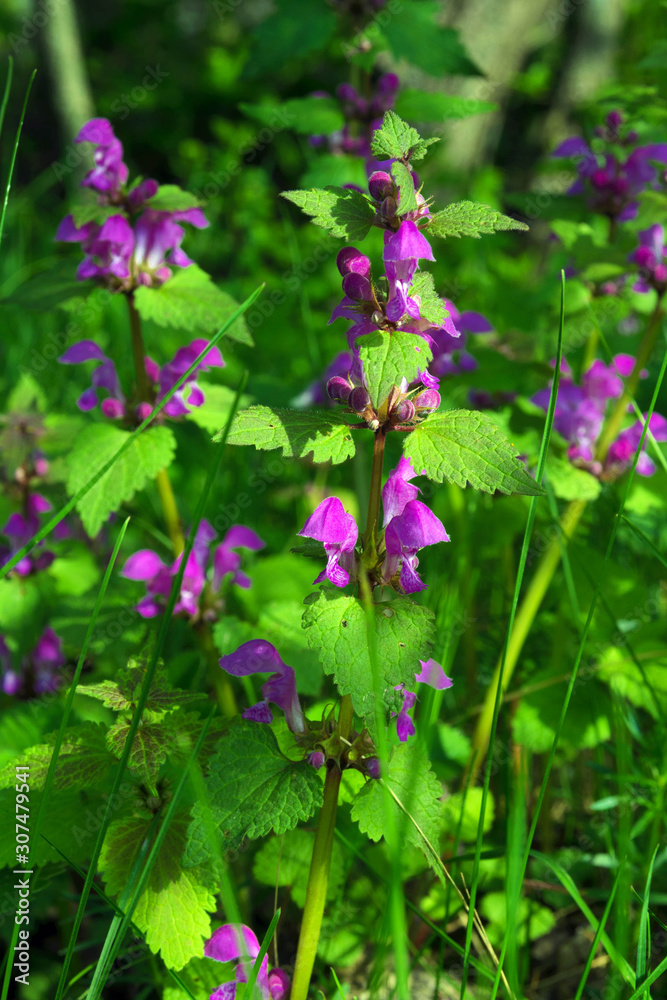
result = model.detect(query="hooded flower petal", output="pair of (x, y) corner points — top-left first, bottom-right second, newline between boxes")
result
(382, 457), (422, 526)
(298, 496), (358, 588)
(219, 640), (306, 734)
(416, 658), (453, 689)
(122, 550), (169, 581)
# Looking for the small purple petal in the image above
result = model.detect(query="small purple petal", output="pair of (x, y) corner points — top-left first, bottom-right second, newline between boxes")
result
(122, 549), (168, 581)
(59, 340), (108, 364)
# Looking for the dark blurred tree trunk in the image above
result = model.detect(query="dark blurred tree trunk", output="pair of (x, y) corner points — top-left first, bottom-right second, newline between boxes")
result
(42, 0), (94, 141)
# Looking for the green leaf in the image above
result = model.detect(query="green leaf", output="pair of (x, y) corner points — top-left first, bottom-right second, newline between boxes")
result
(442, 787), (495, 841)
(281, 186), (375, 242)
(184, 382), (251, 434)
(0, 723), (116, 792)
(481, 892), (555, 947)
(357, 331), (432, 409)
(404, 410), (544, 496)
(302, 588), (435, 722)
(66, 424), (177, 537)
(427, 201), (529, 239)
(183, 720), (323, 866)
(106, 719), (174, 792)
(512, 674), (612, 753)
(546, 455), (601, 502)
(144, 184), (202, 212)
(99, 815), (215, 970)
(133, 264), (253, 344)
(78, 679), (132, 711)
(247, 0), (337, 75)
(1, 260), (88, 311)
(391, 161), (418, 215)
(241, 97), (344, 135)
(70, 202), (120, 227)
(351, 742), (442, 864)
(223, 405), (355, 464)
(0, 576), (42, 630)
(382, 4), (481, 77)
(395, 89), (496, 123)
(253, 829), (346, 907)
(409, 271), (448, 326)
(370, 110), (439, 163)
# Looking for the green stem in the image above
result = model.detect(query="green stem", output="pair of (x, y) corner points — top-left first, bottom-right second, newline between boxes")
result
(126, 294), (185, 557)
(363, 428), (386, 547)
(199, 621), (238, 716)
(469, 299), (665, 780)
(290, 695), (354, 1000)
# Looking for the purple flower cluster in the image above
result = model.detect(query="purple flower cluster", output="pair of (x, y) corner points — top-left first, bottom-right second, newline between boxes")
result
(219, 640), (306, 735)
(121, 521), (264, 619)
(394, 658), (453, 742)
(299, 457), (449, 595)
(311, 73), (399, 166)
(629, 225), (667, 296)
(0, 492), (69, 576)
(553, 110), (667, 223)
(532, 356), (667, 478)
(55, 119), (208, 290)
(204, 923), (290, 1000)
(1, 628), (66, 697)
(58, 338), (225, 422)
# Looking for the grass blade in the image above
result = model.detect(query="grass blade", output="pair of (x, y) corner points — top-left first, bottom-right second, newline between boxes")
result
(636, 846), (659, 995)
(239, 908), (282, 1000)
(572, 867), (622, 1000)
(0, 67), (35, 246)
(0, 57), (13, 143)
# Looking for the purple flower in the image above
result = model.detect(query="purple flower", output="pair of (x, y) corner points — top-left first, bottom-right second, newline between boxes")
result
(394, 658), (453, 741)
(310, 72), (399, 166)
(629, 225), (667, 294)
(58, 338), (224, 421)
(1, 493), (55, 576)
(607, 412), (667, 477)
(383, 220), (435, 322)
(298, 496), (359, 587)
(133, 208), (209, 286)
(121, 520), (263, 618)
(1, 628), (66, 697)
(212, 526), (265, 589)
(552, 122), (667, 222)
(428, 299), (492, 378)
(58, 340), (126, 417)
(219, 640), (306, 734)
(204, 923), (290, 1000)
(532, 355), (663, 478)
(381, 458), (450, 594)
(76, 118), (129, 197)
(154, 339), (225, 417)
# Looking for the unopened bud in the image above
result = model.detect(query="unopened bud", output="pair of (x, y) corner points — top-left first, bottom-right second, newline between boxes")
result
(307, 751), (326, 769)
(414, 389), (441, 412)
(136, 402), (153, 421)
(368, 170), (393, 202)
(101, 398), (125, 420)
(337, 246), (371, 277)
(394, 399), (415, 422)
(342, 272), (373, 302)
(365, 758), (381, 779)
(381, 196), (397, 219)
(606, 109), (623, 130)
(327, 376), (352, 403)
(349, 386), (371, 412)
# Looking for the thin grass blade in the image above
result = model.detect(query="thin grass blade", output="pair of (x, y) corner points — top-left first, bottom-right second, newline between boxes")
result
(0, 68), (35, 245)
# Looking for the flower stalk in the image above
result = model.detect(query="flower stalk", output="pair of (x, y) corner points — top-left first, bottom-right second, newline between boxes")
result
(290, 694), (354, 1000)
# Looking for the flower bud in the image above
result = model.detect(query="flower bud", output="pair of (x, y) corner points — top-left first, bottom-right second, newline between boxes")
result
(365, 758), (381, 779)
(307, 751), (326, 769)
(381, 196), (398, 220)
(591, 169), (610, 189)
(349, 386), (371, 412)
(394, 399), (415, 423)
(606, 109), (623, 130)
(101, 398), (125, 419)
(136, 402), (153, 421)
(327, 376), (352, 403)
(34, 456), (49, 477)
(371, 309), (384, 326)
(368, 170), (393, 202)
(342, 272), (373, 302)
(336, 82), (358, 103)
(414, 389), (441, 412)
(654, 263), (667, 284)
(336, 246), (371, 277)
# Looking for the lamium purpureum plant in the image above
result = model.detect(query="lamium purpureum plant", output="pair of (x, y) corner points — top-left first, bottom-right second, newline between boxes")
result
(187, 111), (542, 998)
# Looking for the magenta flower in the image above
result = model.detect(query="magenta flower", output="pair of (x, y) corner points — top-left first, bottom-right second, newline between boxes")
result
(607, 412), (667, 477)
(629, 225), (667, 294)
(59, 338), (224, 421)
(0, 628), (66, 697)
(121, 520), (264, 618)
(428, 299), (492, 378)
(76, 118), (129, 197)
(205, 923), (290, 1000)
(552, 112), (667, 222)
(1, 493), (55, 576)
(219, 640), (306, 735)
(55, 119), (209, 290)
(394, 658), (453, 742)
(381, 458), (450, 594)
(383, 220), (435, 322)
(298, 496), (359, 587)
